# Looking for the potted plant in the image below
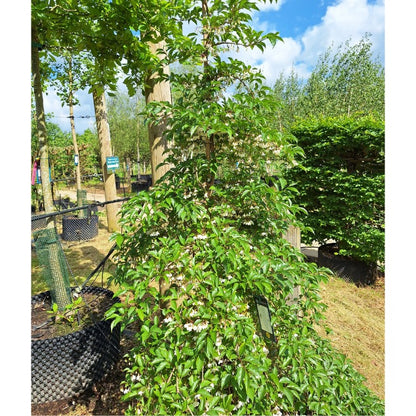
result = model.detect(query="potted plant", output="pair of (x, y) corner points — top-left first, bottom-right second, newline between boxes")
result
(31, 227), (120, 404)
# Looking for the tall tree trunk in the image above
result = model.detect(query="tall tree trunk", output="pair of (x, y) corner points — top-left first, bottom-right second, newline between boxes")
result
(137, 140), (141, 178)
(92, 88), (119, 232)
(68, 57), (85, 216)
(32, 25), (72, 310)
(144, 39), (173, 185)
(32, 27), (54, 218)
(125, 156), (132, 193)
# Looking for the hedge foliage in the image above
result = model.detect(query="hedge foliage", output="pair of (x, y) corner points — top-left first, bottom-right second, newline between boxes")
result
(287, 116), (384, 266)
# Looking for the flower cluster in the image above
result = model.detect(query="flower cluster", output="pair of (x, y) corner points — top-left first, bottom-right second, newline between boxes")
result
(184, 320), (209, 332)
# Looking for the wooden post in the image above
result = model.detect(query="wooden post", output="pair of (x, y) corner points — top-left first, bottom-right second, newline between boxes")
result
(283, 225), (301, 306)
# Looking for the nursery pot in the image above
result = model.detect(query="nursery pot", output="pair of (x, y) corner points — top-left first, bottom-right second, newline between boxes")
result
(318, 243), (377, 286)
(62, 214), (98, 241)
(31, 286), (120, 404)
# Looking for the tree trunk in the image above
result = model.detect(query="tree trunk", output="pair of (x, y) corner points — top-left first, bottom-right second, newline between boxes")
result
(68, 58), (85, 216)
(144, 39), (173, 185)
(32, 25), (72, 310)
(137, 139), (141, 178)
(125, 156), (132, 193)
(92, 88), (119, 232)
(32, 27), (54, 218)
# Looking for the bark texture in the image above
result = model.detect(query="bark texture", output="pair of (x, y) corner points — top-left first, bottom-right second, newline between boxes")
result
(92, 88), (119, 232)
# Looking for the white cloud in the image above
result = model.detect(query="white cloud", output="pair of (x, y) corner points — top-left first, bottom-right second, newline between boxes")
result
(235, 0), (384, 86)
(299, 0), (385, 64)
(255, 0), (286, 12)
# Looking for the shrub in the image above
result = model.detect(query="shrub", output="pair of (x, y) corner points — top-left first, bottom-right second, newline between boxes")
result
(107, 158), (384, 415)
(287, 116), (385, 267)
(106, 2), (384, 414)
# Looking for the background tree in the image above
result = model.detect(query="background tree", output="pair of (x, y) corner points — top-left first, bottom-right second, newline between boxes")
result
(273, 35), (384, 125)
(107, 91), (150, 189)
(273, 68), (303, 131)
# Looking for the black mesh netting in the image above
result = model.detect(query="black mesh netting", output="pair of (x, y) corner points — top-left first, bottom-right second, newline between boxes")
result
(31, 286), (121, 404)
(62, 213), (98, 241)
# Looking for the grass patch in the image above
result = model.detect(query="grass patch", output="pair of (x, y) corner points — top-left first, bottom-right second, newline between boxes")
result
(316, 274), (385, 400)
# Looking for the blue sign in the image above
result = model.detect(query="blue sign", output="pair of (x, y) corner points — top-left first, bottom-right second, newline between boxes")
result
(106, 156), (119, 171)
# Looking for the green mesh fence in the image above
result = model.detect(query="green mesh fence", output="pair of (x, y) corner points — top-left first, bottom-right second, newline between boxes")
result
(33, 227), (72, 310)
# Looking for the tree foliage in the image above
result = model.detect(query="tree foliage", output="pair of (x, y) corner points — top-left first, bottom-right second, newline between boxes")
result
(274, 35), (384, 129)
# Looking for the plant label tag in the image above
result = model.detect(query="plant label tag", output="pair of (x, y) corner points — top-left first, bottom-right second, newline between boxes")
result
(254, 295), (276, 342)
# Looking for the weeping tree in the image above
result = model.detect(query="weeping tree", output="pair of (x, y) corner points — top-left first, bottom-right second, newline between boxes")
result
(106, 1), (384, 415)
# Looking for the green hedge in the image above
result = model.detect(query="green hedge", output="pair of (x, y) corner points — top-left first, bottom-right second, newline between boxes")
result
(287, 116), (384, 266)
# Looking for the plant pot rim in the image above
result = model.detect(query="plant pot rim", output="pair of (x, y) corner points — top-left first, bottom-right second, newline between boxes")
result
(31, 286), (118, 341)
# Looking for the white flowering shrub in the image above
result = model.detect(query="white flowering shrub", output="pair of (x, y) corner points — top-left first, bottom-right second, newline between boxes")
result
(106, 1), (384, 414)
(107, 158), (383, 415)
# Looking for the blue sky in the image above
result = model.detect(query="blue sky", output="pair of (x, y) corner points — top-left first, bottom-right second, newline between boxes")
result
(43, 0), (385, 134)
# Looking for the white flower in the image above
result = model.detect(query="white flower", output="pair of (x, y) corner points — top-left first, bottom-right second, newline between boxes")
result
(278, 392), (283, 398)
(293, 333), (298, 338)
(242, 220), (254, 226)
(196, 321), (208, 332)
(184, 323), (194, 331)
(193, 234), (208, 240)
(163, 316), (173, 323)
(234, 401), (244, 410)
(262, 346), (269, 354)
(149, 231), (160, 237)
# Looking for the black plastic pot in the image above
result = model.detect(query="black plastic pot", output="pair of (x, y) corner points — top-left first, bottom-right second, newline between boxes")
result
(318, 243), (377, 286)
(31, 286), (120, 404)
(62, 214), (98, 241)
